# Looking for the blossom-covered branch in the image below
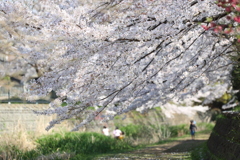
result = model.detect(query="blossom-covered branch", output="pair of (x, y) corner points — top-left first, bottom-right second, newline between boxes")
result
(201, 0), (240, 42)
(0, 0), (235, 131)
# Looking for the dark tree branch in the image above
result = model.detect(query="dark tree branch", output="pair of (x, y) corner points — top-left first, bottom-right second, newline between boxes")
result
(147, 20), (167, 31)
(193, 12), (228, 23)
(115, 38), (141, 43)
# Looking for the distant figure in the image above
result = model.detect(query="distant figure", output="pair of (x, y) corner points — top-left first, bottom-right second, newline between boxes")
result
(113, 127), (122, 139)
(102, 126), (110, 136)
(119, 131), (125, 140)
(189, 120), (197, 140)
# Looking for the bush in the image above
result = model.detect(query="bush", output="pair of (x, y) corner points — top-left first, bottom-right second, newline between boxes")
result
(36, 132), (132, 156)
(120, 124), (158, 142)
(4, 132), (133, 159)
(196, 122), (215, 134)
(168, 124), (189, 137)
(118, 124), (172, 145)
(120, 124), (147, 139)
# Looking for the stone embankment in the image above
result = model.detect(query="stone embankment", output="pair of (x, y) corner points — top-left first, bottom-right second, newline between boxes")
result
(207, 112), (240, 160)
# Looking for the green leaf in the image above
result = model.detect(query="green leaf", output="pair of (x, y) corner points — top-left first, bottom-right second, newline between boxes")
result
(206, 17), (213, 22)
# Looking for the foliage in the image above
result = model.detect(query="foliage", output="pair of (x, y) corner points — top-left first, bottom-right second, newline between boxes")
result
(120, 124), (152, 140)
(1, 132), (133, 159)
(154, 107), (162, 111)
(233, 105), (240, 111)
(120, 123), (212, 140)
(191, 142), (211, 160)
(118, 122), (173, 144)
(196, 122), (215, 134)
(191, 142), (225, 160)
(168, 124), (189, 137)
(0, 145), (39, 160)
(0, 145), (21, 160)
(36, 132), (132, 155)
(215, 113), (228, 120)
(167, 122), (215, 137)
(19, 150), (40, 160)
(231, 62), (240, 101)
(200, 0), (240, 110)
(0, 121), (216, 159)
(217, 92), (232, 104)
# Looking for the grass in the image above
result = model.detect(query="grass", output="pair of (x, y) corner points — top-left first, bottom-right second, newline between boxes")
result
(115, 123), (171, 145)
(190, 142), (224, 160)
(168, 124), (189, 137)
(0, 132), (134, 160)
(37, 132), (133, 154)
(196, 122), (215, 134)
(97, 131), (211, 160)
(0, 121), (215, 160)
(191, 142), (210, 160)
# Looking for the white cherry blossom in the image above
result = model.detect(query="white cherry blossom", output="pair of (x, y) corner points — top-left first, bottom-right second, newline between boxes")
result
(0, 0), (235, 130)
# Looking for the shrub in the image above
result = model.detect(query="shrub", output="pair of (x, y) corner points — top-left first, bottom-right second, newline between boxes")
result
(120, 124), (154, 140)
(196, 122), (215, 134)
(5, 131), (133, 159)
(36, 132), (132, 156)
(168, 124), (189, 137)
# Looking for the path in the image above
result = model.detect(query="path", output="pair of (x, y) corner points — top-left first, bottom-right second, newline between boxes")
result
(98, 134), (210, 160)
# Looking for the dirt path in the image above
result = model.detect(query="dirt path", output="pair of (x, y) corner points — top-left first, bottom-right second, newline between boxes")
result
(98, 134), (210, 160)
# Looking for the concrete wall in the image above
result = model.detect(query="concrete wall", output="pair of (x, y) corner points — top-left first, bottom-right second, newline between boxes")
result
(0, 104), (53, 133)
(0, 104), (167, 137)
(0, 104), (212, 134)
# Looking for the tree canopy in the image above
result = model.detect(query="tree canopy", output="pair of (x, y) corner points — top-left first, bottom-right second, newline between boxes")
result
(0, 0), (237, 130)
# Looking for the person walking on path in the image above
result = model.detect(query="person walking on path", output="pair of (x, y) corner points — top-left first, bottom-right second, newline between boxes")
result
(113, 127), (122, 139)
(189, 120), (197, 140)
(102, 126), (110, 136)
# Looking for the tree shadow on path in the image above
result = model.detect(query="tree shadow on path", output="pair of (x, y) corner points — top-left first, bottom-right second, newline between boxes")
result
(127, 134), (210, 155)
(163, 139), (206, 153)
(97, 134), (210, 159)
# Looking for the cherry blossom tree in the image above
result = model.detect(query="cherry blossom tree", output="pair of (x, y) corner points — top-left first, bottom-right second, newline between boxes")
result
(200, 0), (240, 110)
(201, 0), (240, 42)
(0, 0), (236, 130)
